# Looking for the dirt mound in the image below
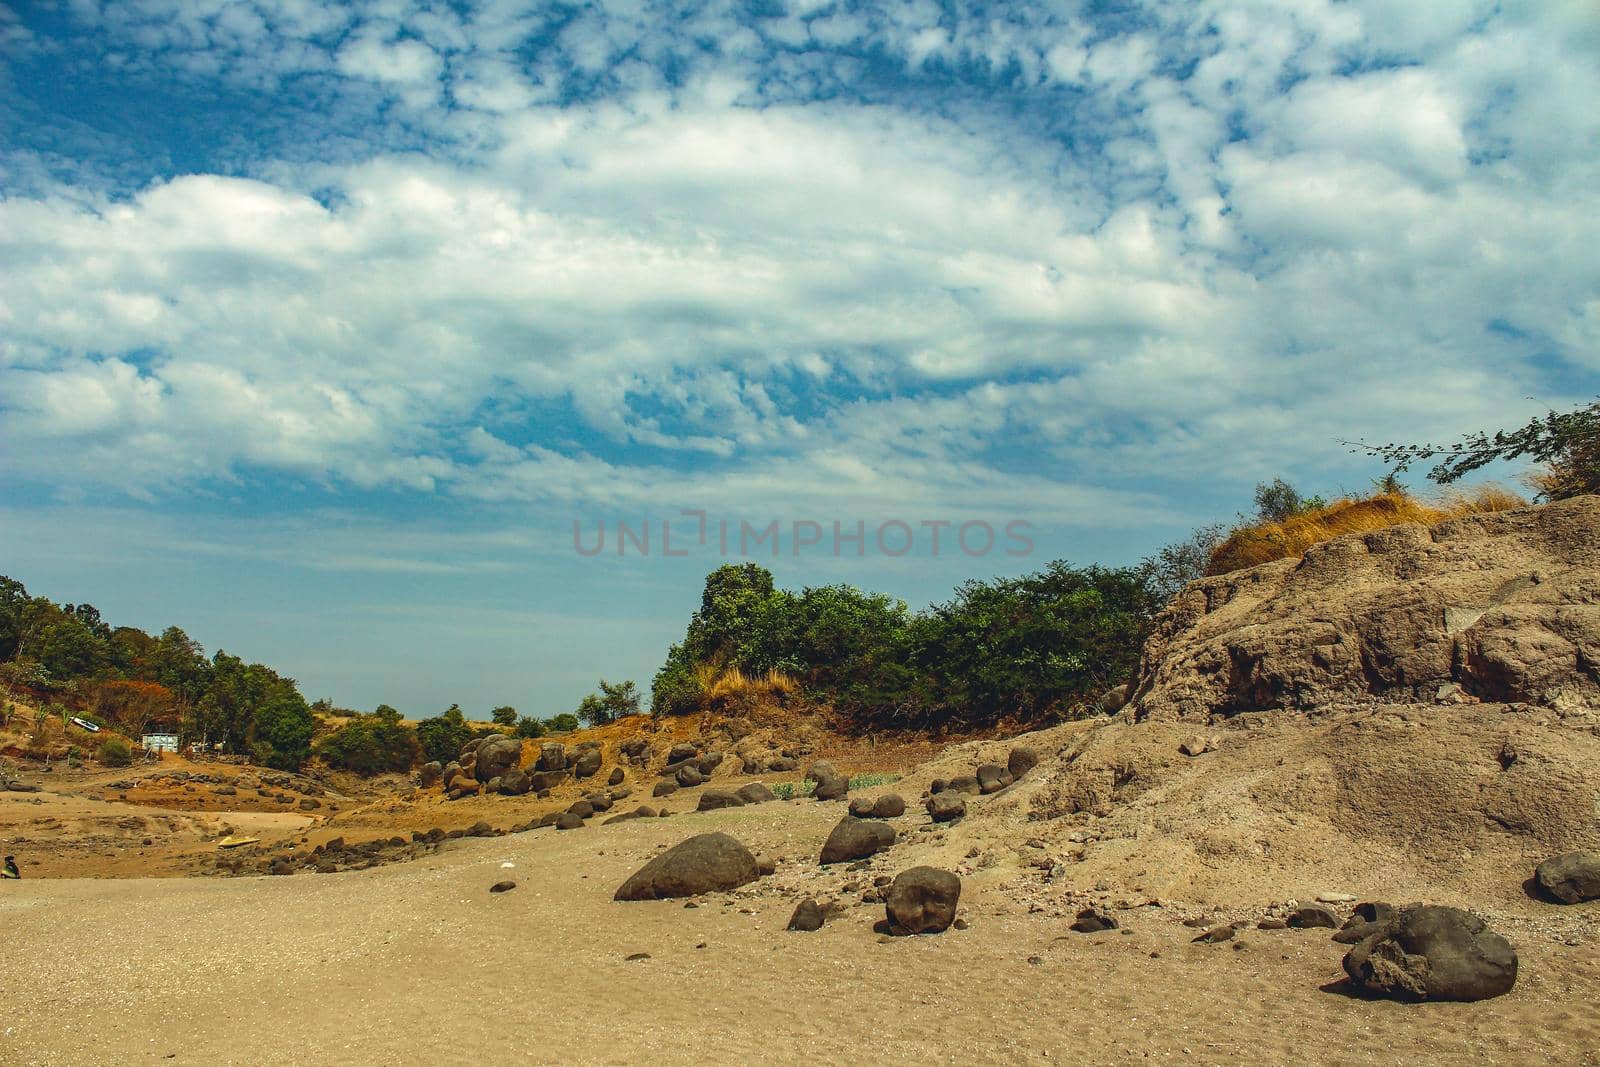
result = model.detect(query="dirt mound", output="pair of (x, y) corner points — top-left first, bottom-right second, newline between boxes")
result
(1130, 494), (1600, 722)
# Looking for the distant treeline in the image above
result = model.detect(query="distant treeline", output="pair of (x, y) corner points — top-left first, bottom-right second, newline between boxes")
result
(0, 575), (315, 770)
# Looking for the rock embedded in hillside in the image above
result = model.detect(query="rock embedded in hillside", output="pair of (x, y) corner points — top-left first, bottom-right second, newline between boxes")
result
(885, 867), (961, 934)
(475, 736), (524, 783)
(573, 748), (603, 779)
(653, 780), (679, 798)
(1129, 495), (1600, 721)
(667, 743), (699, 764)
(926, 795), (965, 823)
(947, 775), (981, 796)
(584, 792), (613, 812)
(1534, 851), (1600, 904)
(417, 762), (443, 787)
(736, 782), (776, 804)
(697, 751), (723, 775)
(871, 794), (906, 819)
(1070, 907), (1118, 933)
(1192, 924), (1236, 944)
(607, 767), (625, 787)
(498, 769), (531, 796)
(554, 811), (585, 830)
(819, 816), (897, 865)
(537, 743), (567, 773)
(676, 765), (705, 788)
(567, 799), (595, 819)
(529, 769), (568, 792)
(1007, 747), (1040, 779)
(767, 756), (798, 772)
(613, 832), (761, 901)
(620, 737), (650, 761)
(602, 805), (658, 825)
(788, 898), (825, 932)
(806, 760), (849, 801)
(976, 764), (1013, 795)
(697, 789), (745, 811)
(1342, 904), (1517, 1001)
(490, 880), (516, 893)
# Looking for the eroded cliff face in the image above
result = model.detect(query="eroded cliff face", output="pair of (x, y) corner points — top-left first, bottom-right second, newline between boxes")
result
(1129, 495), (1600, 723)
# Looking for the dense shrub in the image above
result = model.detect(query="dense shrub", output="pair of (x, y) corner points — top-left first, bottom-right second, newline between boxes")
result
(315, 706), (421, 775)
(575, 679), (641, 726)
(514, 715), (546, 739)
(651, 561), (1158, 729)
(98, 736), (133, 767)
(415, 705), (475, 765)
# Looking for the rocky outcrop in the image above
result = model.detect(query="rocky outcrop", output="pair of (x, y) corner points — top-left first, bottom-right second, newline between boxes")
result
(1130, 496), (1600, 721)
(474, 736), (523, 783)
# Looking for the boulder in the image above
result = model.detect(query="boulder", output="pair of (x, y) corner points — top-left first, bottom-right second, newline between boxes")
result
(1342, 904), (1518, 1001)
(620, 737), (650, 761)
(885, 867), (961, 934)
(788, 898), (825, 932)
(652, 780), (678, 798)
(567, 799), (595, 819)
(805, 760), (849, 801)
(528, 769), (568, 792)
(926, 794), (966, 823)
(696, 751), (724, 775)
(697, 789), (746, 811)
(608, 767), (625, 787)
(1007, 746), (1040, 779)
(736, 782), (776, 804)
(603, 805), (659, 825)
(676, 765), (705, 788)
(536, 743), (567, 772)
(613, 832), (761, 900)
(584, 792), (613, 812)
(848, 797), (876, 818)
(498, 769), (531, 796)
(667, 743), (699, 764)
(474, 735), (523, 783)
(819, 816), (896, 865)
(1287, 905), (1340, 929)
(554, 811), (585, 830)
(975, 764), (1014, 795)
(417, 761), (443, 787)
(928, 779), (947, 794)
(871, 794), (906, 819)
(573, 748), (603, 779)
(947, 775), (981, 796)
(1534, 851), (1600, 904)
(767, 756), (798, 772)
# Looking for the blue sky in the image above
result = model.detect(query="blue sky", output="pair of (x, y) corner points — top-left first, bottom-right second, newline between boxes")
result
(2, 0), (1597, 718)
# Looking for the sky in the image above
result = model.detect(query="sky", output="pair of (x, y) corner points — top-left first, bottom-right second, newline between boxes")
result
(1, 0), (1597, 719)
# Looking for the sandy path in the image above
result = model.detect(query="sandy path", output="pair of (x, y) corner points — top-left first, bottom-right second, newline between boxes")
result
(3, 803), (1598, 1066)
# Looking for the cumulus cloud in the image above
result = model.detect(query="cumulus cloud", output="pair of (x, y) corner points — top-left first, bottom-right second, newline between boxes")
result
(2, 0), (1597, 530)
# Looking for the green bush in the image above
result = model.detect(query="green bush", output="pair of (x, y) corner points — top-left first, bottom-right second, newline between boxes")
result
(315, 706), (421, 775)
(514, 716), (546, 739)
(98, 736), (133, 767)
(415, 705), (475, 765)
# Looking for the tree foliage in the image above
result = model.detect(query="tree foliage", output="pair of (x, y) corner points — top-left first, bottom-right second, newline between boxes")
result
(415, 704), (475, 765)
(652, 562), (1159, 729)
(1350, 397), (1600, 499)
(575, 679), (640, 726)
(315, 705), (421, 775)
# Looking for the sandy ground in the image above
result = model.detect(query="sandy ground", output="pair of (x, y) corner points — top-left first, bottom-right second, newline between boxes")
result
(4, 794), (1598, 1067)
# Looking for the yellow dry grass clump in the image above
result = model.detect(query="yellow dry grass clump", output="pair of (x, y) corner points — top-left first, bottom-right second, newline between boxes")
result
(1206, 486), (1527, 575)
(691, 664), (799, 710)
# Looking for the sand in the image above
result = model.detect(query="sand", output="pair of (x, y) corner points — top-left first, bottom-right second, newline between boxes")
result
(4, 790), (1599, 1066)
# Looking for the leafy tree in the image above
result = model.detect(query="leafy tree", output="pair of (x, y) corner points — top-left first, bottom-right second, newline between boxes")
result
(490, 705), (518, 727)
(1138, 523), (1227, 605)
(514, 715), (546, 739)
(1351, 397), (1600, 499)
(252, 686), (316, 770)
(546, 712), (579, 733)
(33, 616), (110, 680)
(1251, 478), (1328, 523)
(415, 704), (475, 765)
(575, 679), (640, 726)
(150, 627), (211, 705)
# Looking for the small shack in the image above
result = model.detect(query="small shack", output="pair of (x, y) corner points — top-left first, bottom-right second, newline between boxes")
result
(141, 720), (180, 754)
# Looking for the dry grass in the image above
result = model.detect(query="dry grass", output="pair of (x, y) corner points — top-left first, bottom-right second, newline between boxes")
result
(691, 664), (799, 712)
(1206, 486), (1527, 575)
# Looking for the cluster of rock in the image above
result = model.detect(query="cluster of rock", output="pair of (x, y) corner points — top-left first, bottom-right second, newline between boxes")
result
(923, 745), (1039, 823)
(423, 736), (615, 801)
